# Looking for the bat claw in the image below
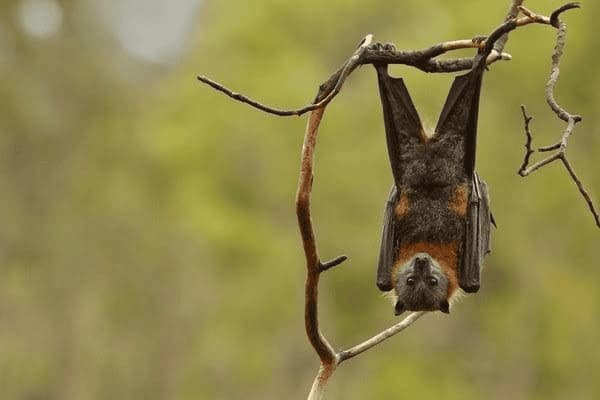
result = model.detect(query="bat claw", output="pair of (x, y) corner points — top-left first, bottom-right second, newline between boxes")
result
(369, 42), (396, 52)
(471, 35), (487, 45)
(383, 42), (396, 51)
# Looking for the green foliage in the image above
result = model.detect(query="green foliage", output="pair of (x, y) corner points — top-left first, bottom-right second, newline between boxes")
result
(1, 0), (599, 399)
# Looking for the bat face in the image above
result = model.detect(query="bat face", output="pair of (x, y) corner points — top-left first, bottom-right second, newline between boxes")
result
(393, 253), (450, 315)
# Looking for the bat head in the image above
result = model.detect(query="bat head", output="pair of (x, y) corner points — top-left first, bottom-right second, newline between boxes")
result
(393, 253), (450, 315)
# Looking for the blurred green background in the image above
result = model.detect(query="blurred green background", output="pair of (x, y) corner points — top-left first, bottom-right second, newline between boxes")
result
(1, 0), (599, 399)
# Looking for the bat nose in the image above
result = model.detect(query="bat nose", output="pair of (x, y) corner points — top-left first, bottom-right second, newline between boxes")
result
(414, 256), (430, 273)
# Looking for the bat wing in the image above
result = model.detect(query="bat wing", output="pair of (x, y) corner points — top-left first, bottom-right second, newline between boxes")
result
(376, 185), (401, 291)
(375, 64), (425, 187)
(434, 56), (491, 293)
(461, 172), (493, 292)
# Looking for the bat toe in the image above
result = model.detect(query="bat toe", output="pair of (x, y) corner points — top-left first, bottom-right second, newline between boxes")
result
(369, 42), (396, 52)
(471, 35), (487, 45)
(383, 42), (396, 51)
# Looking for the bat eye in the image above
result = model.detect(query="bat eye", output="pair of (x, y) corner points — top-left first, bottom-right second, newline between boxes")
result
(406, 277), (416, 286)
(428, 277), (438, 286)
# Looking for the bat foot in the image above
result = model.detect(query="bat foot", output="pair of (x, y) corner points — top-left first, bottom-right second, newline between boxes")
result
(471, 35), (487, 45)
(370, 42), (396, 52)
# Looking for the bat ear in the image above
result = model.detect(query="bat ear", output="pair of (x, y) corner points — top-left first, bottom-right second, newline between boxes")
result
(439, 300), (450, 314)
(394, 301), (406, 316)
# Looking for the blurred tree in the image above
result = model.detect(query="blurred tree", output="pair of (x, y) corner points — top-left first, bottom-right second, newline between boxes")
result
(1, 1), (599, 399)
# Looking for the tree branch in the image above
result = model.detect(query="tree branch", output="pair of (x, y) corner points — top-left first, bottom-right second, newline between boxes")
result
(517, 5), (598, 228)
(338, 311), (426, 364)
(197, 3), (577, 118)
(493, 0), (524, 54)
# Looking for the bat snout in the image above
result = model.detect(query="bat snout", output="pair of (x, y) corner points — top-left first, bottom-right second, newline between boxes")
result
(413, 255), (431, 274)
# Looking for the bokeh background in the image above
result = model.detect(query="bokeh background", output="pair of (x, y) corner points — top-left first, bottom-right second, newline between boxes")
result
(2, 0), (599, 399)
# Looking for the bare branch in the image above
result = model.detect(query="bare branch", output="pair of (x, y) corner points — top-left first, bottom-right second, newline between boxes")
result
(561, 157), (600, 227)
(307, 364), (336, 400)
(197, 4), (578, 117)
(297, 106), (336, 364)
(338, 312), (427, 363)
(319, 255), (348, 272)
(550, 2), (581, 28)
(518, 8), (598, 228)
(518, 105), (535, 175)
(493, 0), (525, 53)
(545, 10), (582, 123)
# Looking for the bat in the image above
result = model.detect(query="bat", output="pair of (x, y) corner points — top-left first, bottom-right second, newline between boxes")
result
(373, 49), (493, 316)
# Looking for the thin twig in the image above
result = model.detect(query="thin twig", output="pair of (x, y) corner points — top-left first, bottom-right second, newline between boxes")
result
(338, 312), (427, 363)
(518, 105), (535, 175)
(319, 256), (348, 272)
(198, 34), (374, 117)
(561, 157), (600, 227)
(493, 0), (525, 54)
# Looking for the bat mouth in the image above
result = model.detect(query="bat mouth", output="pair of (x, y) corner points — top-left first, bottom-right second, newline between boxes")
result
(394, 298), (450, 315)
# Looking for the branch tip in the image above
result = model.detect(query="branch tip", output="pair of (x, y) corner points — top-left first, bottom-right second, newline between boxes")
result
(550, 2), (581, 28)
(319, 256), (348, 272)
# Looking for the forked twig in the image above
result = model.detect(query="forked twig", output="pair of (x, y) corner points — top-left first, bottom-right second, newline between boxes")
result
(518, 4), (599, 228)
